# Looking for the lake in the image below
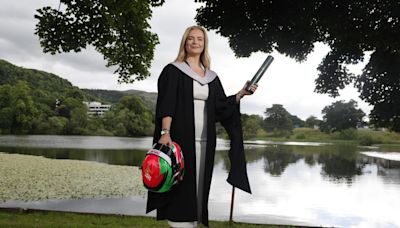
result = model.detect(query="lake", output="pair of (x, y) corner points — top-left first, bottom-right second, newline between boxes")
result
(1, 135), (400, 227)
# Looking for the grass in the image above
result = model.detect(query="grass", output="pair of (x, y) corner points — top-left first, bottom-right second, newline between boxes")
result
(250, 128), (400, 146)
(0, 209), (298, 228)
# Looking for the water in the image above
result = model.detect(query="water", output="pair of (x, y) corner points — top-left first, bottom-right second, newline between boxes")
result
(1, 135), (400, 227)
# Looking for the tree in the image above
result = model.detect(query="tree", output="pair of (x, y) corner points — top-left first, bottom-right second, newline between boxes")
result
(320, 100), (365, 132)
(0, 85), (13, 133)
(305, 115), (320, 128)
(263, 104), (293, 132)
(103, 96), (153, 136)
(289, 115), (304, 128)
(242, 114), (264, 139)
(195, 0), (400, 131)
(49, 116), (68, 134)
(67, 107), (89, 135)
(34, 0), (165, 83)
(0, 82), (38, 134)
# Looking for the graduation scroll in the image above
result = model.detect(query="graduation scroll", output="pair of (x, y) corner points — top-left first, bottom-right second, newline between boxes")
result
(245, 55), (274, 92)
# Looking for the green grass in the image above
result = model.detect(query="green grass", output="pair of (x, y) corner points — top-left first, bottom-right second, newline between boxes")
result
(0, 209), (298, 228)
(250, 128), (400, 146)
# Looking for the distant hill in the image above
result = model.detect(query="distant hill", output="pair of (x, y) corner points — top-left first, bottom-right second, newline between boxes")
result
(83, 89), (157, 111)
(0, 59), (156, 110)
(0, 59), (75, 97)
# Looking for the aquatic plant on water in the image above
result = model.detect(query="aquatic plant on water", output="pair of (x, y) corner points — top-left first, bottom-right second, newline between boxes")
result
(0, 153), (146, 202)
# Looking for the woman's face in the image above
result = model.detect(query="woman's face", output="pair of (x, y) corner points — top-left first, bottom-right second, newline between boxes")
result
(185, 28), (205, 57)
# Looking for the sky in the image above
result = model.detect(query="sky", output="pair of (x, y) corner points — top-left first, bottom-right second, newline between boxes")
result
(0, 0), (372, 120)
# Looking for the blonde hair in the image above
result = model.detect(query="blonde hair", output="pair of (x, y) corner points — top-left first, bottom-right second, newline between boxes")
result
(174, 26), (211, 69)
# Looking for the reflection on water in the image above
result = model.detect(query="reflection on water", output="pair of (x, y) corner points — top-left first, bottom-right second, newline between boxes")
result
(361, 151), (400, 161)
(0, 146), (147, 166)
(1, 135), (400, 227)
(212, 145), (400, 227)
(0, 135), (154, 150)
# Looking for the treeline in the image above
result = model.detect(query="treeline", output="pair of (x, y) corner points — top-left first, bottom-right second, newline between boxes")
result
(239, 100), (367, 140)
(1, 59), (370, 139)
(0, 59), (154, 136)
(0, 81), (154, 136)
(82, 89), (157, 112)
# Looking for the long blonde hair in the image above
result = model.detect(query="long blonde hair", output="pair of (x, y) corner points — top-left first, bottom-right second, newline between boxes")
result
(174, 26), (211, 69)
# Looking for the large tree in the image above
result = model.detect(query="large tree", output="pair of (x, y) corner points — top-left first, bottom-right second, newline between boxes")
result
(320, 100), (365, 132)
(0, 82), (38, 134)
(263, 104), (293, 132)
(35, 0), (164, 83)
(195, 0), (400, 131)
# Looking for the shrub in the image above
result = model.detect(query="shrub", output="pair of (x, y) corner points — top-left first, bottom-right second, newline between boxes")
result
(338, 128), (358, 140)
(358, 134), (383, 146)
(296, 133), (306, 139)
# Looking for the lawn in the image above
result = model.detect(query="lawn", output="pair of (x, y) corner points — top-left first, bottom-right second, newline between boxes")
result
(0, 209), (299, 228)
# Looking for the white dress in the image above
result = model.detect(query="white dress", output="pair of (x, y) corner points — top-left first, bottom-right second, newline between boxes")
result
(168, 80), (208, 228)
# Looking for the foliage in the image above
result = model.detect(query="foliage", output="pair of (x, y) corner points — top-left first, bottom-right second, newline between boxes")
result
(0, 59), (154, 136)
(289, 114), (304, 128)
(358, 50), (400, 132)
(82, 89), (126, 104)
(336, 128), (359, 140)
(0, 81), (38, 134)
(34, 0), (164, 83)
(320, 100), (365, 132)
(241, 114), (265, 139)
(305, 115), (321, 128)
(103, 96), (154, 136)
(263, 104), (293, 132)
(295, 133), (306, 140)
(289, 128), (332, 142)
(195, 0), (400, 131)
(0, 60), (75, 96)
(358, 134), (382, 146)
(83, 88), (157, 112)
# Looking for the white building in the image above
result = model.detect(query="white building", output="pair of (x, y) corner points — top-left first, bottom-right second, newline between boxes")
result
(83, 101), (111, 117)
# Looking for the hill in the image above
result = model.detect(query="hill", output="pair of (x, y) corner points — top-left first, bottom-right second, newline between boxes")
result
(0, 59), (156, 108)
(0, 59), (156, 136)
(82, 89), (157, 111)
(0, 59), (75, 97)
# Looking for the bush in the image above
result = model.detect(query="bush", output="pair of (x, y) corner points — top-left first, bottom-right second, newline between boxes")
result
(272, 129), (291, 138)
(358, 134), (383, 146)
(337, 128), (358, 140)
(296, 133), (306, 139)
(94, 128), (114, 136)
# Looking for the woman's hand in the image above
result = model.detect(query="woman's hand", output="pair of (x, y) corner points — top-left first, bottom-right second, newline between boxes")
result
(158, 134), (172, 146)
(236, 81), (258, 102)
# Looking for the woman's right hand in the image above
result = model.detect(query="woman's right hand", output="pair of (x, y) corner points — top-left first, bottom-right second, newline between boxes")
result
(158, 134), (172, 146)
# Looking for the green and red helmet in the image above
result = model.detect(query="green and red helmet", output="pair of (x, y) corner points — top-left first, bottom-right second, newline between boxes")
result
(141, 142), (185, 193)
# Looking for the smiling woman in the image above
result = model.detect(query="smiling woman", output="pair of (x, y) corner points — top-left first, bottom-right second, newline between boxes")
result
(146, 25), (258, 227)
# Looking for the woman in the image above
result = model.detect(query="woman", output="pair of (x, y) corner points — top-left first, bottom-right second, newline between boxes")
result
(146, 25), (257, 227)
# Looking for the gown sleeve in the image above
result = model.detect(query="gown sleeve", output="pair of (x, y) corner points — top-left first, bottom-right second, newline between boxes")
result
(147, 65), (179, 213)
(156, 64), (179, 119)
(214, 77), (252, 194)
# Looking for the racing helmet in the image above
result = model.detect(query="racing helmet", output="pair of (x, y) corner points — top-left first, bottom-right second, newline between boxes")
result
(141, 142), (185, 193)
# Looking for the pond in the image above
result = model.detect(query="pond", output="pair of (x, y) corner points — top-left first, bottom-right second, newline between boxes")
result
(1, 135), (399, 227)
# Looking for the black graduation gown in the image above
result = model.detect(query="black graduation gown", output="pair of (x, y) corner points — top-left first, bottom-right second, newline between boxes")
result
(146, 64), (251, 227)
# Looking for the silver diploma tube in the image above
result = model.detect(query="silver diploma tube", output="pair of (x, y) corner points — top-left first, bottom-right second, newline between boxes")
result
(245, 55), (274, 92)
